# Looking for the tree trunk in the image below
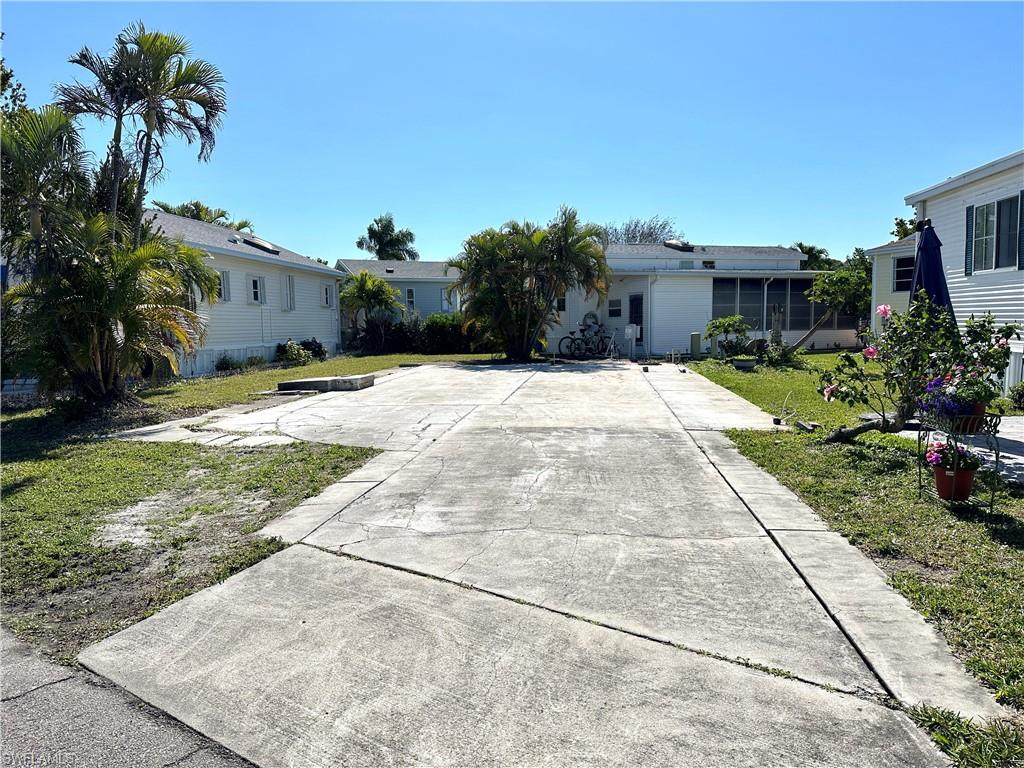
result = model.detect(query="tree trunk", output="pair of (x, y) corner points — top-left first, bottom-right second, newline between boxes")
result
(108, 115), (125, 229)
(825, 411), (908, 443)
(131, 126), (155, 249)
(786, 310), (833, 354)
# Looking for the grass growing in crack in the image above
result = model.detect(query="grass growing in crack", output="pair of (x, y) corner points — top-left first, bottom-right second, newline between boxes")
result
(1, 411), (375, 659)
(909, 705), (1024, 768)
(691, 358), (1024, 711)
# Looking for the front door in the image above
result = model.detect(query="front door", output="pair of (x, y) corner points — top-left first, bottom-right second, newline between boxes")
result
(629, 293), (644, 341)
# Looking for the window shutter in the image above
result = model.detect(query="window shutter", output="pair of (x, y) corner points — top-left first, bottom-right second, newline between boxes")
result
(964, 205), (974, 276)
(1018, 192), (1023, 270)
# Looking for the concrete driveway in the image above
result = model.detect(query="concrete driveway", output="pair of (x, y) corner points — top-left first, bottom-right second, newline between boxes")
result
(79, 363), (1000, 767)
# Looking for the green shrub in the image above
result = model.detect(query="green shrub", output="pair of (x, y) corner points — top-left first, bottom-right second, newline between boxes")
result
(274, 340), (312, 366)
(423, 312), (475, 354)
(214, 354), (245, 372)
(298, 338), (328, 362)
(245, 355), (265, 368)
(1008, 382), (1024, 411)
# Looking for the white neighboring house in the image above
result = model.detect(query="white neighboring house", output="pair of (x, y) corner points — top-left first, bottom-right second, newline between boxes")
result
(336, 259), (461, 328)
(868, 151), (1024, 391)
(149, 210), (342, 376)
(552, 242), (860, 356)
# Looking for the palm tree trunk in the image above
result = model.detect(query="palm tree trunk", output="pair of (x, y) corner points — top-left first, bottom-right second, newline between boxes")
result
(786, 310), (833, 353)
(108, 115), (124, 231)
(131, 127), (155, 249)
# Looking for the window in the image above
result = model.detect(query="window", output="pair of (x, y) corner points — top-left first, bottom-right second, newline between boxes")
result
(441, 288), (452, 313)
(788, 278), (812, 331)
(738, 278), (763, 330)
(247, 275), (266, 305)
(996, 195), (1020, 269)
(607, 298), (622, 318)
(406, 287), (415, 311)
(712, 278), (737, 319)
(892, 256), (915, 292)
(973, 202), (996, 271)
(321, 283), (335, 308)
(215, 270), (231, 302)
(556, 295), (566, 312)
(281, 274), (296, 311)
(702, 260), (716, 270)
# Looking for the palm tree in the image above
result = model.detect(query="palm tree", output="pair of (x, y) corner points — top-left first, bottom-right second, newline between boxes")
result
(3, 213), (219, 401)
(122, 22), (226, 248)
(0, 105), (90, 274)
(448, 206), (609, 362)
(54, 31), (142, 230)
(153, 199), (253, 232)
(793, 242), (841, 271)
(356, 213), (420, 261)
(339, 270), (401, 326)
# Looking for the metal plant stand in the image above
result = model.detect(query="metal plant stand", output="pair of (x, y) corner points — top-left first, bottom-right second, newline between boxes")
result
(917, 411), (1002, 513)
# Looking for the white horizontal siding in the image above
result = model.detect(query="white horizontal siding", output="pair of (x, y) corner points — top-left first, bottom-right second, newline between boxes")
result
(650, 275), (713, 354)
(187, 252), (340, 376)
(387, 280), (454, 318)
(870, 254), (912, 333)
(606, 257), (802, 272)
(916, 164), (1023, 330)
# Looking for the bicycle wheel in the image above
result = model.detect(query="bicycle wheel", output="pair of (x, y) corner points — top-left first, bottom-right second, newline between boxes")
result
(569, 337), (585, 358)
(558, 335), (576, 357)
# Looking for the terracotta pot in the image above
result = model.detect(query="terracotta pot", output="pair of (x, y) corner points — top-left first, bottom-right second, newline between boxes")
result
(953, 402), (986, 434)
(933, 467), (976, 502)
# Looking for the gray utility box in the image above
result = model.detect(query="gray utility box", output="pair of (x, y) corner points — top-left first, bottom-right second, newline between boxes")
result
(277, 375), (374, 393)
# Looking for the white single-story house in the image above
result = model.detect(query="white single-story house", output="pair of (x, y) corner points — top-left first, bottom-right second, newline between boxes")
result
(336, 259), (461, 319)
(867, 150), (1023, 390)
(149, 210), (343, 376)
(552, 242), (860, 356)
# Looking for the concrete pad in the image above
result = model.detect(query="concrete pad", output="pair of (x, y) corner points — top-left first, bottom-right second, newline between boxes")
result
(277, 374), (374, 393)
(337, 450), (417, 483)
(330, 528), (879, 692)
(259, 481), (379, 543)
(774, 530), (1004, 720)
(648, 368), (780, 430)
(79, 547), (944, 768)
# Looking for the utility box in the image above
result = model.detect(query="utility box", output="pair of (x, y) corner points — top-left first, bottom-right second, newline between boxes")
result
(690, 332), (702, 357)
(710, 337), (719, 357)
(624, 324), (638, 341)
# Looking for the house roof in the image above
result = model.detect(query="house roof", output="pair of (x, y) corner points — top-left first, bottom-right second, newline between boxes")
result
(604, 243), (805, 260)
(146, 210), (340, 276)
(337, 259), (460, 281)
(904, 150), (1024, 205)
(865, 234), (917, 256)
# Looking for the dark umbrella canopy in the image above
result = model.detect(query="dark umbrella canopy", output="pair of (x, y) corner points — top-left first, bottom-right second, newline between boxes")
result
(911, 225), (956, 325)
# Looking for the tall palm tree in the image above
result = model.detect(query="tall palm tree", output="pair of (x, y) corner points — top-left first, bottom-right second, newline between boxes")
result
(0, 106), (90, 273)
(153, 199), (253, 232)
(356, 213), (420, 261)
(122, 22), (226, 248)
(54, 31), (142, 231)
(3, 213), (218, 401)
(793, 241), (841, 271)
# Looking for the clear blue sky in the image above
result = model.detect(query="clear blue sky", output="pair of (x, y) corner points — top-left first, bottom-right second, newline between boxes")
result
(4, 2), (1022, 263)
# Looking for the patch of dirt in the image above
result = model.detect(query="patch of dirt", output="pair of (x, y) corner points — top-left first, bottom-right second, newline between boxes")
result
(874, 554), (956, 583)
(9, 484), (280, 662)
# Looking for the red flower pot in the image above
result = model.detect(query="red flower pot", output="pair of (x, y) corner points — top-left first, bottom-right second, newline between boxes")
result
(933, 467), (976, 501)
(954, 402), (986, 434)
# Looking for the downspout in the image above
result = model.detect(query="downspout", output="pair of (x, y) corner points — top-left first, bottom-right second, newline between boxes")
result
(649, 273), (656, 355)
(762, 277), (774, 340)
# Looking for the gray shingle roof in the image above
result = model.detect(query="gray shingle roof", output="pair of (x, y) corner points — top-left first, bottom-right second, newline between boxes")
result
(605, 243), (804, 260)
(337, 259), (459, 281)
(146, 210), (339, 275)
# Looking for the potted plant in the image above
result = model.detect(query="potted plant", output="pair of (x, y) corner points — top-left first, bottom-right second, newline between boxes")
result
(924, 440), (982, 501)
(920, 369), (999, 433)
(732, 355), (757, 371)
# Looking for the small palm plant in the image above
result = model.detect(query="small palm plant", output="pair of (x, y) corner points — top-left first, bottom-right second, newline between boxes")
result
(4, 214), (219, 401)
(339, 270), (402, 351)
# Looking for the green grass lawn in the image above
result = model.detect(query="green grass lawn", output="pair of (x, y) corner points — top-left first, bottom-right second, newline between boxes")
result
(690, 356), (1024, 715)
(138, 352), (494, 415)
(1, 410), (375, 661)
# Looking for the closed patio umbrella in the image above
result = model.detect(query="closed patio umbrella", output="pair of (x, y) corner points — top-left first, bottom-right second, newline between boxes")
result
(911, 222), (956, 324)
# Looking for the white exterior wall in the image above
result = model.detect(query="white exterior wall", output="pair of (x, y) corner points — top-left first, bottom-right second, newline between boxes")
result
(605, 256), (802, 272)
(868, 251), (913, 334)
(914, 165), (1023, 330)
(387, 280), (457, 319)
(650, 275), (713, 354)
(183, 252), (341, 376)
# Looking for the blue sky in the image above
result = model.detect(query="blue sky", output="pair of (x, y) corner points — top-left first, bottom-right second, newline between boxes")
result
(4, 2), (1022, 263)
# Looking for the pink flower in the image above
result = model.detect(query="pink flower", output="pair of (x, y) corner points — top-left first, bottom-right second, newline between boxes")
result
(823, 384), (839, 402)
(863, 346), (878, 360)
(876, 304), (892, 319)
(997, 338), (1009, 348)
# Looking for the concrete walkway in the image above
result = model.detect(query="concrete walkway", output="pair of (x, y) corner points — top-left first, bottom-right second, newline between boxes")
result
(75, 363), (1003, 766)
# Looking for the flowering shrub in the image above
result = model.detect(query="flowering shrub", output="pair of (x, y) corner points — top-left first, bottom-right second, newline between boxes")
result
(819, 294), (1020, 441)
(924, 440), (982, 471)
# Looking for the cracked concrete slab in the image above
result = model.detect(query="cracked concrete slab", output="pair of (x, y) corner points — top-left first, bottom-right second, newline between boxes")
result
(647, 366), (780, 430)
(79, 547), (945, 768)
(258, 481), (378, 543)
